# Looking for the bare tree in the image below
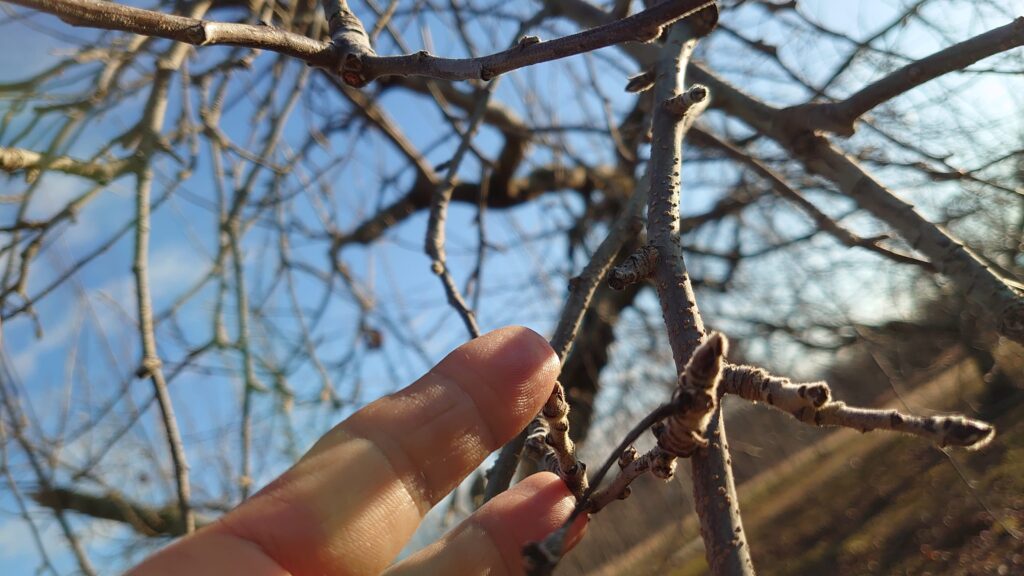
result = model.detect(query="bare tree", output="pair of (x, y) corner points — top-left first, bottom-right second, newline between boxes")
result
(0, 0), (1021, 574)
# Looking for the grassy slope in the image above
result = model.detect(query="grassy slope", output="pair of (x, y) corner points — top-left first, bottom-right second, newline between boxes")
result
(582, 357), (1024, 576)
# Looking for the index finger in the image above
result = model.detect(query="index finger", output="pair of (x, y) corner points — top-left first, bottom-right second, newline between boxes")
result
(216, 326), (558, 575)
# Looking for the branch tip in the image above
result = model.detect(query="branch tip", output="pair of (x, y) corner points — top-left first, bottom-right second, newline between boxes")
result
(625, 69), (655, 93)
(608, 244), (658, 290)
(664, 83), (710, 116)
(722, 365), (996, 450)
(656, 334), (729, 458)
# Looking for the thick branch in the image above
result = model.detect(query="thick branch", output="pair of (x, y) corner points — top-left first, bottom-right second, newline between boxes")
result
(689, 128), (934, 271)
(32, 488), (205, 537)
(791, 134), (1024, 343)
(642, 8), (753, 574)
(786, 17), (1024, 136)
(323, 0), (717, 86)
(0, 146), (134, 182)
(678, 68), (1024, 343)
(8, 0), (335, 65)
(10, 0), (717, 87)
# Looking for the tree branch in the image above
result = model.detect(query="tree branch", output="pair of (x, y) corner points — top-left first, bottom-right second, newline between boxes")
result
(547, 0), (1024, 345)
(524, 402), (675, 575)
(641, 7), (754, 574)
(0, 146), (135, 182)
(131, 39), (197, 535)
(331, 165), (598, 247)
(322, 0), (717, 86)
(487, 145), (648, 502)
(8, 0), (335, 65)
(31, 487), (205, 537)
(720, 364), (995, 449)
(786, 17), (1024, 136)
(588, 333), (729, 512)
(11, 0), (719, 87)
(689, 128), (935, 271)
(677, 67), (1024, 345)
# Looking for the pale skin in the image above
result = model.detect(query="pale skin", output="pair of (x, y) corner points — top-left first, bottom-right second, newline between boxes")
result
(129, 326), (587, 575)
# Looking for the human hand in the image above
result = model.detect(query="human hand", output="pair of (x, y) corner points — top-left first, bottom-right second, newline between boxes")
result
(129, 327), (587, 575)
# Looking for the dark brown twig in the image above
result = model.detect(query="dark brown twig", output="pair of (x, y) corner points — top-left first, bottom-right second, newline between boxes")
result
(9, 0), (718, 87)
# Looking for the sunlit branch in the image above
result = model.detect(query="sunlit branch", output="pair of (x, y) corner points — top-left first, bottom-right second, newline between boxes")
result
(680, 70), (1024, 345)
(0, 146), (135, 182)
(8, 0), (335, 65)
(322, 0), (716, 86)
(788, 17), (1024, 136)
(720, 364), (995, 449)
(131, 36), (198, 535)
(638, 11), (754, 575)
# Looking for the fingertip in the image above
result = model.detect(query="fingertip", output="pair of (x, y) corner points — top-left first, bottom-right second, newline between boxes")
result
(561, 509), (590, 553)
(473, 472), (587, 569)
(435, 326), (559, 441)
(471, 326), (559, 389)
(384, 473), (588, 576)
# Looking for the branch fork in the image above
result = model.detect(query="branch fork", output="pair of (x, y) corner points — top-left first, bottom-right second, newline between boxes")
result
(657, 332), (728, 457)
(322, 0), (377, 86)
(587, 333), (728, 513)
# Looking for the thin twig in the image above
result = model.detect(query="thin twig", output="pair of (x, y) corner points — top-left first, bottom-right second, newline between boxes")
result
(486, 173), (649, 501)
(130, 36), (201, 535)
(524, 403), (674, 575)
(423, 84), (492, 339)
(0, 359), (97, 575)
